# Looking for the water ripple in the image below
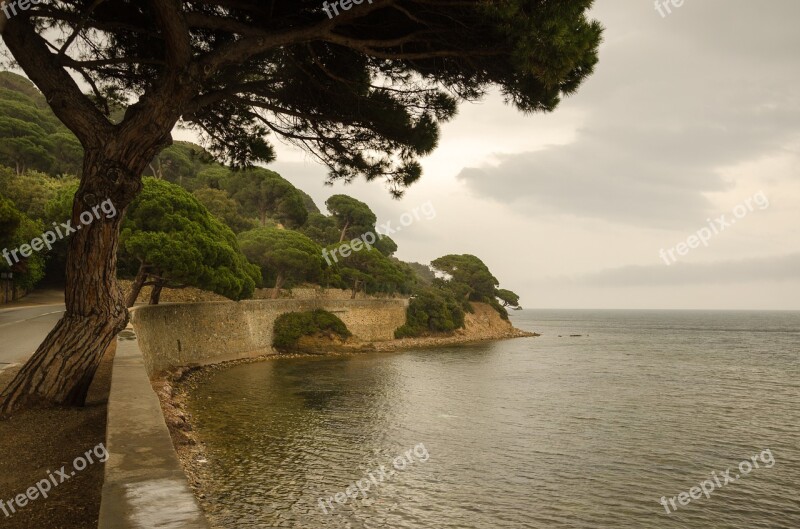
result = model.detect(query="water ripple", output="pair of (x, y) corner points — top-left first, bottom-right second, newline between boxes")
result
(188, 310), (800, 528)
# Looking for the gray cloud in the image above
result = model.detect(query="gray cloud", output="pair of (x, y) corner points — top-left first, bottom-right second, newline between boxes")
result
(570, 253), (800, 287)
(456, 0), (800, 229)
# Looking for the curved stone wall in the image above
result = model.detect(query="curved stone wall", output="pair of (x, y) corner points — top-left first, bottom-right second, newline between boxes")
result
(131, 299), (408, 377)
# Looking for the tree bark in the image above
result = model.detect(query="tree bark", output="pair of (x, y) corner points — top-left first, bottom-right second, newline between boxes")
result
(126, 262), (148, 308)
(339, 220), (350, 243)
(149, 281), (164, 305)
(271, 273), (285, 299)
(0, 150), (156, 417)
(0, 3), (190, 418)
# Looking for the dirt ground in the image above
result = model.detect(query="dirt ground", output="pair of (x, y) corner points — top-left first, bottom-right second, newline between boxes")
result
(0, 344), (114, 529)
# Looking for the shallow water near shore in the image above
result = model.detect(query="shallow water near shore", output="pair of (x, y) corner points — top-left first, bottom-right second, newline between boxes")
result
(186, 310), (800, 528)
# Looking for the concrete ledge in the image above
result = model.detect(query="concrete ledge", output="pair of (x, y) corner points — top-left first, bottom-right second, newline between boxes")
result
(132, 298), (408, 377)
(99, 328), (209, 529)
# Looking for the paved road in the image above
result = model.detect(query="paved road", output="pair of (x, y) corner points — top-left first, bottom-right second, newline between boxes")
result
(0, 290), (65, 368)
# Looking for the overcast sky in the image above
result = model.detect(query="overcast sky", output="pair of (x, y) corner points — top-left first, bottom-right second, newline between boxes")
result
(174, 1), (799, 310)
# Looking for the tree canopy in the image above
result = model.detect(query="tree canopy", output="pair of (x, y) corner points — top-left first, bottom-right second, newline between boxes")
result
(327, 245), (415, 297)
(374, 235), (398, 257)
(237, 226), (323, 297)
(144, 141), (206, 185)
(300, 212), (341, 247)
(192, 187), (258, 234)
(0, 168), (77, 222)
(120, 178), (261, 305)
(1, 0), (601, 195)
(496, 288), (522, 310)
(395, 286), (465, 338)
(226, 168), (308, 228)
(0, 194), (46, 290)
(431, 254), (500, 302)
(0, 73), (82, 176)
(325, 194), (377, 242)
(431, 254), (522, 319)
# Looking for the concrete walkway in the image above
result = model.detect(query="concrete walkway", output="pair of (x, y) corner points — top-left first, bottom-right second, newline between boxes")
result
(98, 327), (209, 529)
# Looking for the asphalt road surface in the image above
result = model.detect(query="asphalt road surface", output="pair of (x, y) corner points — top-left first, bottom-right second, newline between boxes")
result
(0, 290), (65, 369)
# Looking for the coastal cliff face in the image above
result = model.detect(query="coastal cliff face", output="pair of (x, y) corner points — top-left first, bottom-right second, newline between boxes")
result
(463, 302), (524, 339)
(293, 302), (536, 354)
(367, 302), (536, 352)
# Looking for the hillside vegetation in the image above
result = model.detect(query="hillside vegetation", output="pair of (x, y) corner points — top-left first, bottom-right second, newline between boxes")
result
(0, 72), (523, 334)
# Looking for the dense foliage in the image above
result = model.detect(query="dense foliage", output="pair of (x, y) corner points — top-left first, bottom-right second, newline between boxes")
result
(192, 187), (258, 234)
(0, 75), (525, 324)
(496, 288), (522, 310)
(273, 310), (351, 352)
(325, 195), (377, 242)
(395, 287), (466, 338)
(238, 227), (323, 295)
(431, 254), (500, 302)
(2, 1), (601, 195)
(0, 194), (45, 290)
(120, 178), (261, 304)
(430, 254), (524, 319)
(300, 212), (341, 247)
(0, 164), (78, 286)
(326, 245), (415, 297)
(226, 168), (309, 228)
(0, 72), (82, 176)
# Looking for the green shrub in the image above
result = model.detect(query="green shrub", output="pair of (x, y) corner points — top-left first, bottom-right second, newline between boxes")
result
(273, 309), (351, 351)
(0, 193), (46, 290)
(488, 297), (509, 320)
(394, 287), (465, 338)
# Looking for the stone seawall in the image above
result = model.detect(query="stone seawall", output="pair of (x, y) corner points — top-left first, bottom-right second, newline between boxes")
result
(131, 299), (408, 377)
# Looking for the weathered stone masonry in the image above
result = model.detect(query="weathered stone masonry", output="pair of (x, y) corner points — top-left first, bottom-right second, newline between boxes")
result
(131, 299), (409, 377)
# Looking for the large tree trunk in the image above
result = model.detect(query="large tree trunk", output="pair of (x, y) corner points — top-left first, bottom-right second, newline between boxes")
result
(0, 150), (151, 417)
(0, 2), (189, 419)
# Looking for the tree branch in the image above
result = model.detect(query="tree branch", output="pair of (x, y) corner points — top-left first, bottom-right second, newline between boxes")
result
(149, 0), (191, 68)
(1, 18), (112, 147)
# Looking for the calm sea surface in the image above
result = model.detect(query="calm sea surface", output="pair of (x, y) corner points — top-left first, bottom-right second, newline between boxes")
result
(187, 310), (800, 528)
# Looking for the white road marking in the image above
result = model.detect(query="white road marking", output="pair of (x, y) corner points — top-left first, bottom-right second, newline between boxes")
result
(0, 309), (65, 329)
